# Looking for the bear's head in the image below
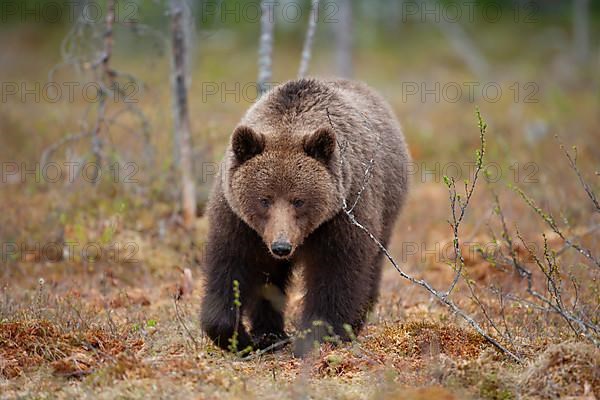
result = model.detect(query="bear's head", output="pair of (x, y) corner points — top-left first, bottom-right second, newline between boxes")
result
(226, 125), (342, 259)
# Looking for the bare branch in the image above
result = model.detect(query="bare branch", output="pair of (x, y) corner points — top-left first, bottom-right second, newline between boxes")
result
(515, 229), (600, 346)
(489, 193), (599, 347)
(343, 208), (522, 362)
(241, 337), (292, 360)
(557, 138), (599, 213)
(173, 297), (200, 351)
(44, 0), (153, 185)
(512, 185), (600, 268)
(347, 159), (375, 214)
(444, 108), (487, 297)
(40, 131), (93, 169)
(328, 108), (522, 363)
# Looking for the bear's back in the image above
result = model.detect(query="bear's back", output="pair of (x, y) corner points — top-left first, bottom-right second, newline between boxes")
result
(244, 79), (402, 145)
(242, 79), (339, 137)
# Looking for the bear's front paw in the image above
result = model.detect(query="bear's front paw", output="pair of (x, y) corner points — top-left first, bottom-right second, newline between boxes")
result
(203, 321), (253, 353)
(252, 331), (289, 351)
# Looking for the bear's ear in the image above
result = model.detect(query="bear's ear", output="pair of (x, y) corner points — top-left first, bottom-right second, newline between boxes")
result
(303, 127), (336, 165)
(231, 125), (265, 163)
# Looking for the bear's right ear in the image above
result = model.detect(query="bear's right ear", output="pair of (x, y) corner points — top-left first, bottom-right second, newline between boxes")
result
(231, 125), (265, 164)
(303, 127), (336, 165)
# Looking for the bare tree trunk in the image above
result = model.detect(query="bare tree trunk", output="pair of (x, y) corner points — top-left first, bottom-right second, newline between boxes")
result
(258, 0), (275, 96)
(91, 0), (115, 183)
(431, 0), (489, 80)
(171, 0), (196, 229)
(73, 0), (89, 23)
(384, 0), (403, 32)
(573, 0), (590, 65)
(334, 0), (353, 78)
(298, 0), (320, 78)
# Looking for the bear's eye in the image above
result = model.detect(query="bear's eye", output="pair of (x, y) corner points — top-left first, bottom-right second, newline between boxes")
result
(259, 198), (271, 208)
(292, 199), (305, 208)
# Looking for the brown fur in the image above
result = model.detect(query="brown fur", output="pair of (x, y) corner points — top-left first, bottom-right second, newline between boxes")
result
(200, 78), (410, 356)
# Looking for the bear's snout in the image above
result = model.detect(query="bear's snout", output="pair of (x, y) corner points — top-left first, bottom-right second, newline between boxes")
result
(271, 240), (292, 257)
(263, 201), (300, 259)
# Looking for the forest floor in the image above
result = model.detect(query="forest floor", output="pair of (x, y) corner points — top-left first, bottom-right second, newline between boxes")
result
(1, 175), (599, 399)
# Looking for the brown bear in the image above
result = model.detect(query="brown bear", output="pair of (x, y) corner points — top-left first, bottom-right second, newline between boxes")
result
(200, 78), (410, 356)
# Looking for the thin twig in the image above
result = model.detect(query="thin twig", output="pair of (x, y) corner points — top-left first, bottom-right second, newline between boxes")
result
(512, 185), (600, 268)
(557, 137), (600, 213)
(173, 297), (200, 351)
(241, 337), (293, 361)
(344, 209), (522, 362)
(490, 193), (599, 346)
(444, 108), (487, 297)
(327, 107), (522, 362)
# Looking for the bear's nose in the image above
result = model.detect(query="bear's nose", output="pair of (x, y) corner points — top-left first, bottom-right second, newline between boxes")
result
(271, 241), (292, 257)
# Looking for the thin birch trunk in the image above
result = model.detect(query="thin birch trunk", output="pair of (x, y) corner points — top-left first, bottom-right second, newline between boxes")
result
(334, 0), (353, 78)
(298, 0), (320, 78)
(573, 0), (590, 65)
(258, 0), (275, 96)
(171, 0), (196, 228)
(430, 0), (489, 79)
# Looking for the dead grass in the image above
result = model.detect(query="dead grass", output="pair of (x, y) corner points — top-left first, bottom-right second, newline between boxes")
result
(378, 386), (459, 400)
(366, 321), (488, 360)
(1, 176), (597, 398)
(519, 342), (600, 399)
(1, 173), (597, 399)
(0, 319), (145, 379)
(0, 268), (598, 399)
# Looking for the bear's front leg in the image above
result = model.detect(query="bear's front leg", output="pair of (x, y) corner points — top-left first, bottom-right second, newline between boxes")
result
(199, 251), (254, 352)
(247, 265), (292, 350)
(199, 196), (265, 353)
(201, 249), (290, 352)
(294, 215), (378, 357)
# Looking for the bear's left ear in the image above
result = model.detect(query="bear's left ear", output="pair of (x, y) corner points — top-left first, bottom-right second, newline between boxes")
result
(303, 127), (336, 165)
(231, 125), (265, 164)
